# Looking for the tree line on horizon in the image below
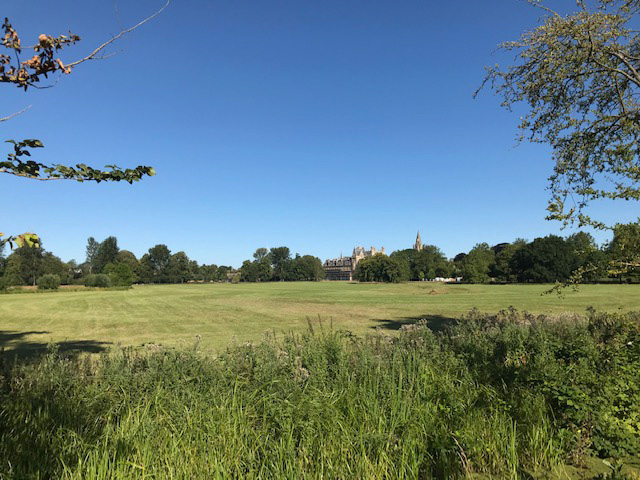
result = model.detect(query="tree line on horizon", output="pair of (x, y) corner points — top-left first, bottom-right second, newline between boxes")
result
(1, 223), (639, 288)
(355, 224), (640, 284)
(239, 247), (324, 282)
(0, 236), (233, 289)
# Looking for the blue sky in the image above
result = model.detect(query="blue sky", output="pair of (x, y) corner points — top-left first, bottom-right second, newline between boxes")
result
(3, 0), (638, 266)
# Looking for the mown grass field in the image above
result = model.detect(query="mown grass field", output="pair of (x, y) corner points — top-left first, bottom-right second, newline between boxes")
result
(1, 282), (640, 355)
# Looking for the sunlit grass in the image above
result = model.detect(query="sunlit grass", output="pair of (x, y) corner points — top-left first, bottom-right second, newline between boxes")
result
(1, 282), (640, 355)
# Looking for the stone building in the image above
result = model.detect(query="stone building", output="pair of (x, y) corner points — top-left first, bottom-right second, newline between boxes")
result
(324, 245), (386, 281)
(414, 230), (423, 251)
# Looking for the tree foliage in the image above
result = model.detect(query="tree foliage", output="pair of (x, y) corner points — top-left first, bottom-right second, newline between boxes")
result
(391, 246), (451, 281)
(93, 237), (119, 274)
(240, 247), (323, 282)
(4, 245), (43, 286)
(479, 0), (640, 231)
(170, 252), (192, 284)
(115, 250), (140, 280)
(354, 254), (407, 283)
(84, 273), (111, 288)
(1, 6), (167, 183)
(608, 222), (640, 277)
(290, 255), (325, 281)
(0, 232), (40, 250)
(511, 235), (578, 283)
(36, 273), (60, 290)
(103, 262), (135, 287)
(460, 243), (495, 284)
(269, 247), (292, 282)
(1, 6), (167, 253)
(491, 239), (527, 282)
(139, 245), (172, 284)
(2, 139), (155, 183)
(85, 237), (99, 274)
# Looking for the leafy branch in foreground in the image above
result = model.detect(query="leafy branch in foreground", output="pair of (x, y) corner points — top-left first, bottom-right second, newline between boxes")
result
(0, 232), (40, 250)
(1, 2), (167, 182)
(477, 0), (640, 230)
(1, 139), (155, 182)
(1, 4), (168, 250)
(1, 1), (169, 91)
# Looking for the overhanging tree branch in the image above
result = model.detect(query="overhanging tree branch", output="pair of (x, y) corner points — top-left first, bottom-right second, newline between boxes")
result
(1, 4), (168, 182)
(65, 0), (170, 70)
(0, 105), (31, 122)
(479, 0), (640, 283)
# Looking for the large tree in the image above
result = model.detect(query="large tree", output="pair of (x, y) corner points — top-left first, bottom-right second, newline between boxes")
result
(354, 255), (408, 283)
(4, 245), (43, 285)
(511, 235), (578, 283)
(139, 244), (172, 283)
(170, 251), (192, 284)
(115, 250), (140, 280)
(391, 247), (451, 281)
(253, 248), (269, 262)
(41, 252), (68, 283)
(460, 243), (495, 284)
(93, 237), (119, 274)
(479, 0), (640, 233)
(240, 253), (272, 282)
(607, 222), (640, 280)
(269, 247), (292, 281)
(290, 255), (325, 281)
(85, 237), (100, 274)
(491, 239), (527, 283)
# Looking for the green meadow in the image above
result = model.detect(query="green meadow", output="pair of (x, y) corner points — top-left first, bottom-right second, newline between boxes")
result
(1, 282), (639, 355)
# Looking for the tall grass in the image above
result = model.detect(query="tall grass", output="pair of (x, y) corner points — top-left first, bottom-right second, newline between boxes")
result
(1, 309), (639, 479)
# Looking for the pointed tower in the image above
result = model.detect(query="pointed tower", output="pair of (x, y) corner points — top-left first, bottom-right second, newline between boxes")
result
(414, 230), (423, 251)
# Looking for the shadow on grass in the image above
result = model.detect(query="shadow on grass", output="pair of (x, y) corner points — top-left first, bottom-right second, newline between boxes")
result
(371, 314), (457, 332)
(0, 331), (114, 477)
(0, 330), (111, 360)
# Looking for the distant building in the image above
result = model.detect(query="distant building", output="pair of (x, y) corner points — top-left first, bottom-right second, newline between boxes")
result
(323, 256), (354, 281)
(414, 230), (423, 251)
(324, 245), (385, 281)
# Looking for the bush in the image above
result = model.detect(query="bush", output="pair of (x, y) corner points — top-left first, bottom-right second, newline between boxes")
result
(438, 307), (640, 458)
(0, 276), (8, 291)
(36, 274), (61, 291)
(84, 274), (111, 288)
(103, 262), (135, 287)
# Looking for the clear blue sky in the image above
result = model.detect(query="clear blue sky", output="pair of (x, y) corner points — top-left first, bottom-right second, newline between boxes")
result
(3, 0), (638, 267)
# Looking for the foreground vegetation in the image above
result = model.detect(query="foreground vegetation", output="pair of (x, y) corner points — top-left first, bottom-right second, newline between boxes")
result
(1, 309), (639, 478)
(3, 282), (640, 355)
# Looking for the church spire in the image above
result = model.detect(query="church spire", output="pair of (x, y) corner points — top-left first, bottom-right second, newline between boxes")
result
(414, 230), (423, 251)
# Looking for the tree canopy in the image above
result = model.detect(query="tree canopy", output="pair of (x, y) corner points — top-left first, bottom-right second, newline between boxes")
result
(354, 255), (407, 283)
(478, 0), (640, 231)
(240, 247), (324, 282)
(460, 243), (495, 284)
